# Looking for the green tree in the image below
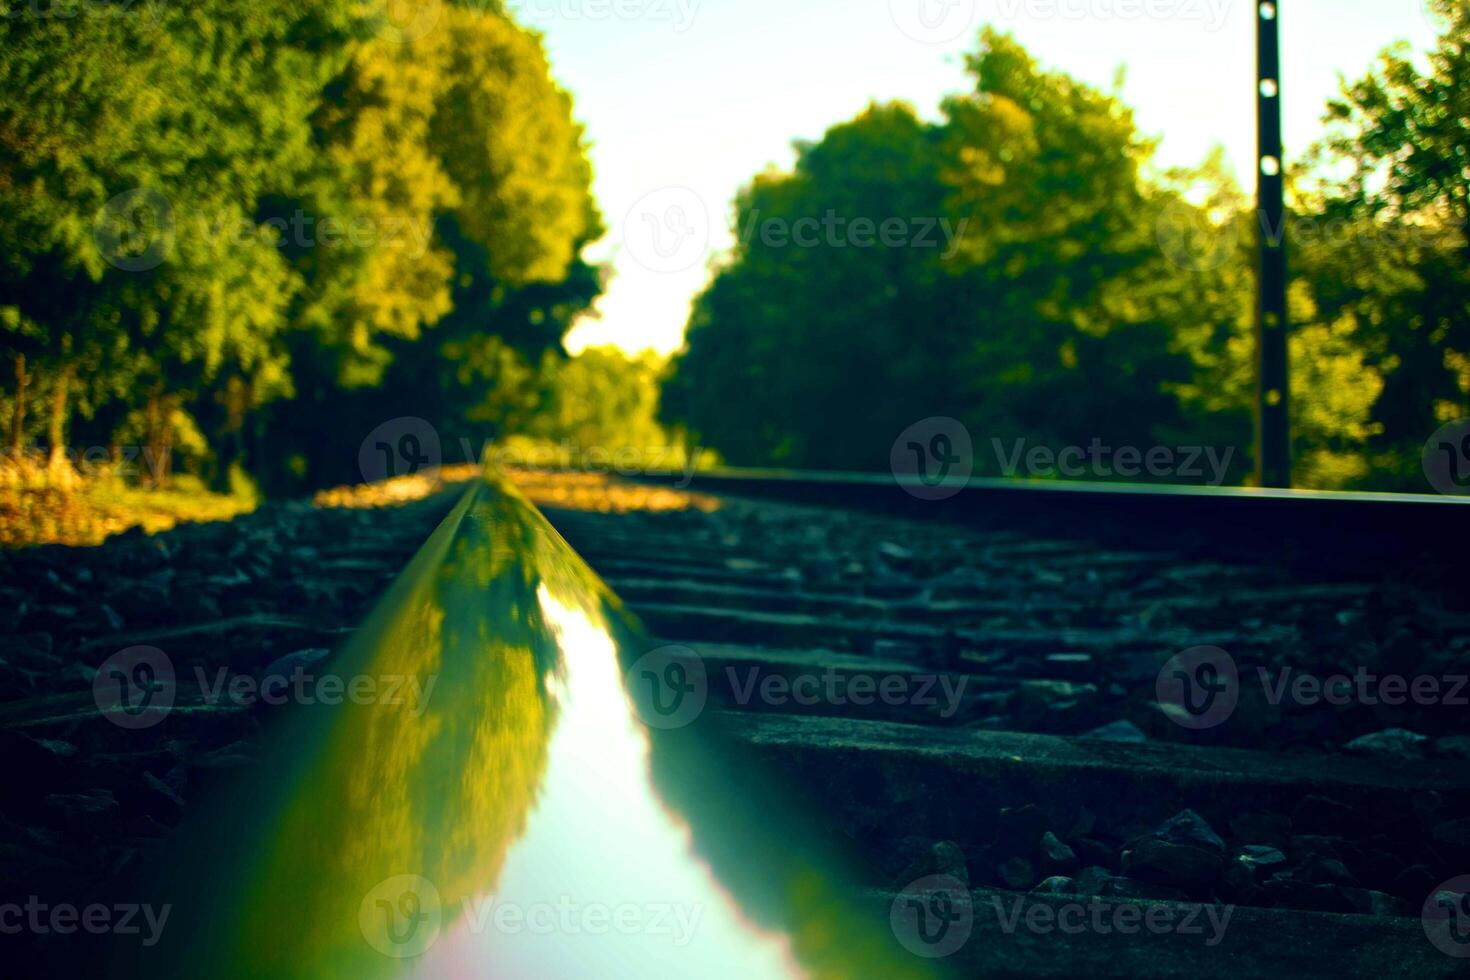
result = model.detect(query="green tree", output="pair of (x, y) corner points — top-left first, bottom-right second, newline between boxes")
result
(1, 0), (359, 480)
(668, 31), (1206, 477)
(1303, 0), (1470, 485)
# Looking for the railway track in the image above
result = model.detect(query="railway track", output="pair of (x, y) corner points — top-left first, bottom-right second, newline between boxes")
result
(3, 467), (1469, 976)
(528, 470), (1470, 975)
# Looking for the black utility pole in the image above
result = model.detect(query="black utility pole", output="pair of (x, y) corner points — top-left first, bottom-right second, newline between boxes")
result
(1255, 1), (1291, 487)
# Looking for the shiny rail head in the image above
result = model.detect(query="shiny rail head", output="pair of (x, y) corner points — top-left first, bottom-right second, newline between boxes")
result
(110, 472), (951, 979)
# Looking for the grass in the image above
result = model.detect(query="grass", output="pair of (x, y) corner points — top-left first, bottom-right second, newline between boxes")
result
(0, 456), (257, 549)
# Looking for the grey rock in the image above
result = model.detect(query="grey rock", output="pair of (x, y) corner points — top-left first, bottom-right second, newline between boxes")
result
(1345, 728), (1428, 759)
(143, 771), (185, 811)
(1393, 865), (1438, 897)
(994, 804), (1049, 854)
(1432, 817), (1470, 849)
(997, 856), (1037, 891)
(99, 604), (125, 631)
(1413, 790), (1443, 825)
(897, 840), (971, 887)
(877, 542), (914, 567)
(1292, 795), (1358, 835)
(26, 604), (79, 630)
(1081, 719), (1147, 743)
(34, 738), (77, 759)
(1073, 866), (1113, 896)
(1, 730), (71, 790)
(44, 790), (120, 837)
(124, 815), (171, 839)
(1434, 735), (1470, 759)
(1122, 839), (1223, 888)
(1236, 845), (1287, 869)
(12, 632), (54, 658)
(1066, 807), (1097, 840)
(1154, 809), (1225, 854)
(1302, 857), (1356, 887)
(1043, 653), (1094, 678)
(188, 741), (256, 769)
(1039, 831), (1079, 876)
(1230, 811), (1291, 847)
(1290, 835), (1344, 861)
(1071, 838), (1118, 872)
(1031, 876), (1075, 895)
(1106, 877), (1189, 902)
(104, 581), (171, 624)
(260, 648), (332, 687)
(1221, 858), (1257, 902)
(1259, 878), (1356, 914)
(1343, 888), (1407, 917)
(1014, 680), (1097, 708)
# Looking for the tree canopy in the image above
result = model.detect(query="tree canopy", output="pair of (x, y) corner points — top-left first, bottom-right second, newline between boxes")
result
(666, 24), (1470, 491)
(2, 0), (604, 492)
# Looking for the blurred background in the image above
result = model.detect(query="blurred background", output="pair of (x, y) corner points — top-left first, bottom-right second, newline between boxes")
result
(3, 0), (1468, 546)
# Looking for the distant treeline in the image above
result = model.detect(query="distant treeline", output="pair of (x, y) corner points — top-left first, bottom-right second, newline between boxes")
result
(664, 10), (1470, 491)
(1, 0), (624, 494)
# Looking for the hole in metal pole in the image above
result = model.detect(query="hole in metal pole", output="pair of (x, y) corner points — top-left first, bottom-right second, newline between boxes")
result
(1260, 2), (1276, 19)
(1260, 79), (1279, 98)
(1261, 156), (1281, 176)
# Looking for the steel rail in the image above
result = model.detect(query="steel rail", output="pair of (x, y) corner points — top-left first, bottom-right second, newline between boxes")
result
(71, 467), (1468, 977)
(625, 467), (1470, 568)
(103, 471), (945, 979)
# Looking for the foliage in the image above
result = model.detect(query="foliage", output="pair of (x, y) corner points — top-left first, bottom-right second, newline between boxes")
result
(667, 25), (1470, 491)
(0, 0), (603, 499)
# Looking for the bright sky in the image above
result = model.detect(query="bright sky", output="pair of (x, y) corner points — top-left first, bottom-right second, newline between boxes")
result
(506, 0), (1441, 356)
